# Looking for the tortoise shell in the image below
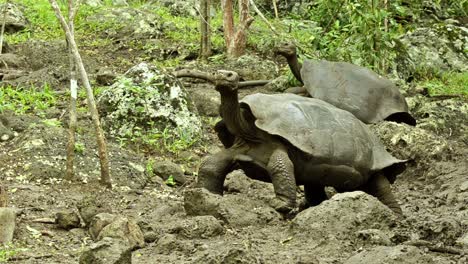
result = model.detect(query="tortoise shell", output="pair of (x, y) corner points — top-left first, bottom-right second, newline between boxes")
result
(240, 93), (405, 178)
(301, 60), (416, 125)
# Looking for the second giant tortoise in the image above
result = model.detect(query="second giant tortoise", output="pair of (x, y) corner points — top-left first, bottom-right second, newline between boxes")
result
(276, 42), (416, 126)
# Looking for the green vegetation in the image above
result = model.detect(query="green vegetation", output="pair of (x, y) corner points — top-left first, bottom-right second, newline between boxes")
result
(418, 72), (468, 96)
(164, 175), (176, 186)
(0, 244), (25, 262)
(0, 84), (57, 115)
(74, 142), (86, 154)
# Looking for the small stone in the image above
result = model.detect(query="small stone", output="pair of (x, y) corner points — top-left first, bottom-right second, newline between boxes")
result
(55, 211), (81, 230)
(153, 160), (186, 185)
(456, 233), (468, 248)
(459, 181), (468, 192)
(143, 231), (159, 243)
(1, 134), (9, 141)
(79, 237), (132, 264)
(97, 216), (145, 249)
(356, 229), (392, 246)
(0, 207), (16, 244)
(89, 213), (116, 240)
(96, 68), (117, 86)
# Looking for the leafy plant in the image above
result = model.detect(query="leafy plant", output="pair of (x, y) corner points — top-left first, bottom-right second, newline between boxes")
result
(164, 175), (176, 186)
(0, 84), (57, 115)
(146, 158), (155, 178)
(74, 142), (86, 154)
(418, 71), (468, 96)
(42, 118), (62, 127)
(0, 244), (26, 262)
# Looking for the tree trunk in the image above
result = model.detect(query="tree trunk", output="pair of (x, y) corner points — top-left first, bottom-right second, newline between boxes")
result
(49, 0), (111, 188)
(222, 0), (253, 58)
(0, 1), (8, 55)
(199, 0), (212, 59)
(65, 0), (80, 181)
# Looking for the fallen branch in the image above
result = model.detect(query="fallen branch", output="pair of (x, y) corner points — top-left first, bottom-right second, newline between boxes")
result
(238, 80), (270, 88)
(8, 254), (54, 262)
(31, 217), (56, 224)
(404, 240), (466, 255)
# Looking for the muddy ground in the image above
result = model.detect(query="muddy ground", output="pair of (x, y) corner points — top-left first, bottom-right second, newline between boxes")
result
(1, 13), (467, 264)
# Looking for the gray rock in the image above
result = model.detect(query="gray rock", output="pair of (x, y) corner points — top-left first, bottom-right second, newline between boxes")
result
(0, 2), (28, 33)
(456, 233), (468, 248)
(87, 8), (161, 39)
(55, 211), (81, 230)
(159, 0), (199, 17)
(230, 55), (279, 80)
(184, 188), (222, 218)
(356, 229), (392, 246)
(79, 203), (112, 226)
(82, 0), (103, 7)
(0, 207), (15, 244)
(292, 192), (397, 240)
(89, 213), (117, 240)
(154, 233), (194, 254)
(96, 68), (117, 86)
(370, 122), (453, 165)
(143, 231), (159, 243)
(409, 97), (468, 142)
(0, 53), (25, 69)
(153, 160), (186, 184)
(168, 215), (225, 239)
(98, 63), (201, 150)
(263, 76), (290, 92)
(460, 181), (468, 192)
(79, 237), (132, 264)
(184, 188), (281, 227)
(97, 216), (145, 250)
(189, 84), (220, 116)
(224, 170), (274, 201)
(398, 25), (467, 78)
(344, 245), (435, 264)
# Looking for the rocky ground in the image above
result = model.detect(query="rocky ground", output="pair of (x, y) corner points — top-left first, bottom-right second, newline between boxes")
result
(1, 1), (467, 263)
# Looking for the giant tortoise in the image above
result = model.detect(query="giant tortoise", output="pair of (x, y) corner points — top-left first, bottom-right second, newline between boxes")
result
(175, 69), (406, 215)
(276, 42), (416, 126)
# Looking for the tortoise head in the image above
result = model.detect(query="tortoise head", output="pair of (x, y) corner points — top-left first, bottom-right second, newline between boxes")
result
(213, 70), (240, 92)
(275, 42), (297, 58)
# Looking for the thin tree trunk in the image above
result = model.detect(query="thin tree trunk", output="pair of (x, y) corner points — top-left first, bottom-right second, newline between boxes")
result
(199, 0), (212, 59)
(0, 185), (7, 207)
(272, 0), (278, 19)
(250, 0), (278, 35)
(0, 1), (8, 55)
(65, 0), (80, 181)
(49, 0), (111, 188)
(223, 0), (254, 58)
(222, 0), (234, 48)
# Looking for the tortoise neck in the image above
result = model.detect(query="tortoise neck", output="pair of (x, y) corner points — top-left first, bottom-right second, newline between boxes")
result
(219, 89), (244, 137)
(287, 54), (303, 84)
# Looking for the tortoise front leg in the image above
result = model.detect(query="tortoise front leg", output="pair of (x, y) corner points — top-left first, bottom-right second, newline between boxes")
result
(362, 172), (403, 215)
(267, 147), (297, 213)
(197, 149), (235, 195)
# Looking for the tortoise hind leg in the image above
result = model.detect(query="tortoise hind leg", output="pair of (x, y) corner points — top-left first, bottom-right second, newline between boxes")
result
(301, 184), (327, 210)
(362, 172), (403, 215)
(197, 149), (235, 195)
